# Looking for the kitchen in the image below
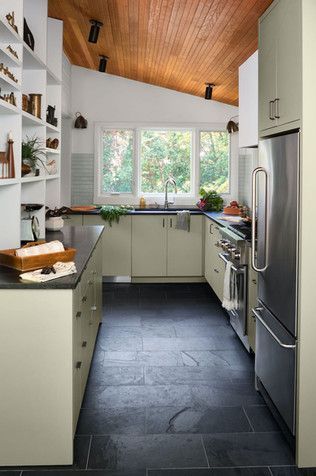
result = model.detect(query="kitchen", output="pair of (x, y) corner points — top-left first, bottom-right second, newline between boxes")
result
(0, 0), (315, 475)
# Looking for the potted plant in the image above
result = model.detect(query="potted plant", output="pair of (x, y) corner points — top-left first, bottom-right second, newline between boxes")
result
(197, 188), (224, 212)
(22, 136), (47, 176)
(99, 205), (134, 226)
(45, 206), (72, 231)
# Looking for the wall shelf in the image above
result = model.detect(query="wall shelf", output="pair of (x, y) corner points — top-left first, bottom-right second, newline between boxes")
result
(0, 178), (20, 186)
(0, 2), (62, 249)
(21, 176), (46, 183)
(0, 100), (20, 115)
(23, 43), (46, 70)
(0, 18), (22, 43)
(45, 148), (60, 154)
(0, 72), (21, 91)
(0, 44), (22, 67)
(46, 123), (60, 133)
(22, 110), (45, 127)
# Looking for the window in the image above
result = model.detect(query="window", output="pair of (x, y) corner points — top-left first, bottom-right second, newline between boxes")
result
(200, 131), (230, 194)
(101, 129), (134, 194)
(96, 124), (233, 204)
(140, 129), (192, 194)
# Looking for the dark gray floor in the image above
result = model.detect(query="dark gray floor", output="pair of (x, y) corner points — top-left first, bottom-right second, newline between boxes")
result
(3, 284), (316, 475)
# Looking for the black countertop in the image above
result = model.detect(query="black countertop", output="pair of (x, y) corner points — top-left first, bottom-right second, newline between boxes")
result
(0, 225), (104, 290)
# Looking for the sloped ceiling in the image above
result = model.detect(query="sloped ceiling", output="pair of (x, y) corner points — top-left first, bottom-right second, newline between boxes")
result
(48, 0), (273, 105)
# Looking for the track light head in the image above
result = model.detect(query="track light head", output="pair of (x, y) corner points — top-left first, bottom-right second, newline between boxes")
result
(99, 55), (109, 73)
(89, 19), (103, 44)
(204, 83), (215, 100)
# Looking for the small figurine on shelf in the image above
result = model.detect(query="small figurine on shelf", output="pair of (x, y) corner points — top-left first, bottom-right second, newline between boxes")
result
(6, 45), (19, 60)
(7, 131), (15, 179)
(6, 12), (18, 34)
(47, 105), (58, 127)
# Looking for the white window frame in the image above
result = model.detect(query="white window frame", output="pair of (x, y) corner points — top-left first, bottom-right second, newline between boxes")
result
(94, 122), (237, 205)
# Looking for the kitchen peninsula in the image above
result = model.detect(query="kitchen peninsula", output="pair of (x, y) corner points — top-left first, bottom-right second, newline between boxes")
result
(0, 226), (103, 466)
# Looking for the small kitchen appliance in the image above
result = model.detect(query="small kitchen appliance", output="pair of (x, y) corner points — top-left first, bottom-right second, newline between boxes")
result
(21, 204), (43, 242)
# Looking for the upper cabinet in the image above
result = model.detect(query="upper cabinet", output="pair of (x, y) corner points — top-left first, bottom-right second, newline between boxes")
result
(239, 51), (258, 148)
(259, 0), (301, 135)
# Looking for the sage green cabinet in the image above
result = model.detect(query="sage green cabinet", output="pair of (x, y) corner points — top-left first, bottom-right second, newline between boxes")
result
(259, 0), (301, 134)
(83, 215), (132, 276)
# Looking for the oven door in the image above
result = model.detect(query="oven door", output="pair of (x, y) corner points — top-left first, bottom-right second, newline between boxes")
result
(219, 252), (248, 337)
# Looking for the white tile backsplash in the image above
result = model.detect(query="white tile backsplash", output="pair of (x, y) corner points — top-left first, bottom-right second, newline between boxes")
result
(238, 147), (258, 210)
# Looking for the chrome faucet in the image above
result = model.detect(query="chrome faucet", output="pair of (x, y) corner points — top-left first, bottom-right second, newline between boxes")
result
(164, 177), (177, 209)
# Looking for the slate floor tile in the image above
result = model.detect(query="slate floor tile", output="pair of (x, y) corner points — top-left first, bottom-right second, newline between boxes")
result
(210, 469), (271, 476)
(97, 336), (143, 352)
(102, 315), (142, 327)
(82, 385), (193, 409)
(76, 407), (146, 435)
(88, 434), (208, 470)
(88, 366), (144, 386)
(102, 352), (139, 366)
(137, 351), (183, 367)
(142, 337), (241, 352)
(22, 472), (145, 475)
(174, 324), (234, 338)
(203, 432), (294, 467)
(141, 324), (177, 338)
(181, 350), (254, 370)
(270, 467), (316, 476)
(144, 366), (230, 386)
(148, 470), (212, 476)
(146, 406), (251, 434)
(191, 382), (263, 407)
(244, 405), (280, 432)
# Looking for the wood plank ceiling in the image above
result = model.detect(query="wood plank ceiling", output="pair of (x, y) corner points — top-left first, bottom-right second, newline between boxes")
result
(48, 0), (273, 105)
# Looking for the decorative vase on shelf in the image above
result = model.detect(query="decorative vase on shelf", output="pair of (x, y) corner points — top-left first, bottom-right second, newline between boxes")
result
(45, 216), (64, 231)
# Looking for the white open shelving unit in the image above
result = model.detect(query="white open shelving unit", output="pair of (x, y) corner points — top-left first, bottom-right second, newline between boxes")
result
(0, 0), (63, 249)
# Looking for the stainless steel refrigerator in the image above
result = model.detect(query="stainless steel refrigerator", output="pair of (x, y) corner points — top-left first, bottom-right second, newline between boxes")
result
(252, 130), (299, 435)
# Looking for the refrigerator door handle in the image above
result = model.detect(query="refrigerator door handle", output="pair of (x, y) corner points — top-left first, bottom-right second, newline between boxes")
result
(251, 167), (268, 272)
(253, 307), (296, 349)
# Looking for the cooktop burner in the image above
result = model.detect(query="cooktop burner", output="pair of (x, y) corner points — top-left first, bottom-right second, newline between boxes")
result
(228, 222), (252, 241)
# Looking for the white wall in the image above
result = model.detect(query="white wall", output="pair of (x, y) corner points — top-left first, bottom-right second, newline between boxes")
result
(71, 66), (238, 155)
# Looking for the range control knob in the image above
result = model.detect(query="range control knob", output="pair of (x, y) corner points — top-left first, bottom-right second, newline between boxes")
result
(232, 250), (241, 260)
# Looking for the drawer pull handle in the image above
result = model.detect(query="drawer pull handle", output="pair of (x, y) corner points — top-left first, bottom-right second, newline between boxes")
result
(88, 280), (93, 285)
(82, 341), (87, 348)
(214, 268), (219, 274)
(209, 223), (213, 234)
(252, 279), (257, 284)
(91, 305), (97, 311)
(76, 311), (81, 318)
(76, 361), (82, 369)
(82, 296), (88, 303)
(89, 322), (93, 326)
(170, 218), (172, 227)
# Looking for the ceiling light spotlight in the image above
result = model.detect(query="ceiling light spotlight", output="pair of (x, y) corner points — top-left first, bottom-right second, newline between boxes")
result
(99, 55), (109, 73)
(89, 19), (103, 44)
(205, 83), (215, 100)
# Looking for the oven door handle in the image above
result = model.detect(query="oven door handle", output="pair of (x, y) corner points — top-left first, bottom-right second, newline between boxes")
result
(218, 253), (245, 274)
(253, 307), (296, 349)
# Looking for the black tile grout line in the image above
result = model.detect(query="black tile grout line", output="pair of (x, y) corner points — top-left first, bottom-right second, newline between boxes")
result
(85, 435), (92, 470)
(242, 405), (255, 432)
(200, 435), (211, 468)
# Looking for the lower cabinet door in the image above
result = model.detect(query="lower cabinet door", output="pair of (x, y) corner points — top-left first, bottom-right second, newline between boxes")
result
(83, 215), (132, 276)
(132, 216), (167, 277)
(167, 215), (203, 276)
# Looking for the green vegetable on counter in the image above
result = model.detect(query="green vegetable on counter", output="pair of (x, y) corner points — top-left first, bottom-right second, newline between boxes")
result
(197, 188), (224, 212)
(99, 205), (133, 226)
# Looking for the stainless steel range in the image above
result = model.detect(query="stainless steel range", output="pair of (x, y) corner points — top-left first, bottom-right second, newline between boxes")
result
(217, 227), (250, 351)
